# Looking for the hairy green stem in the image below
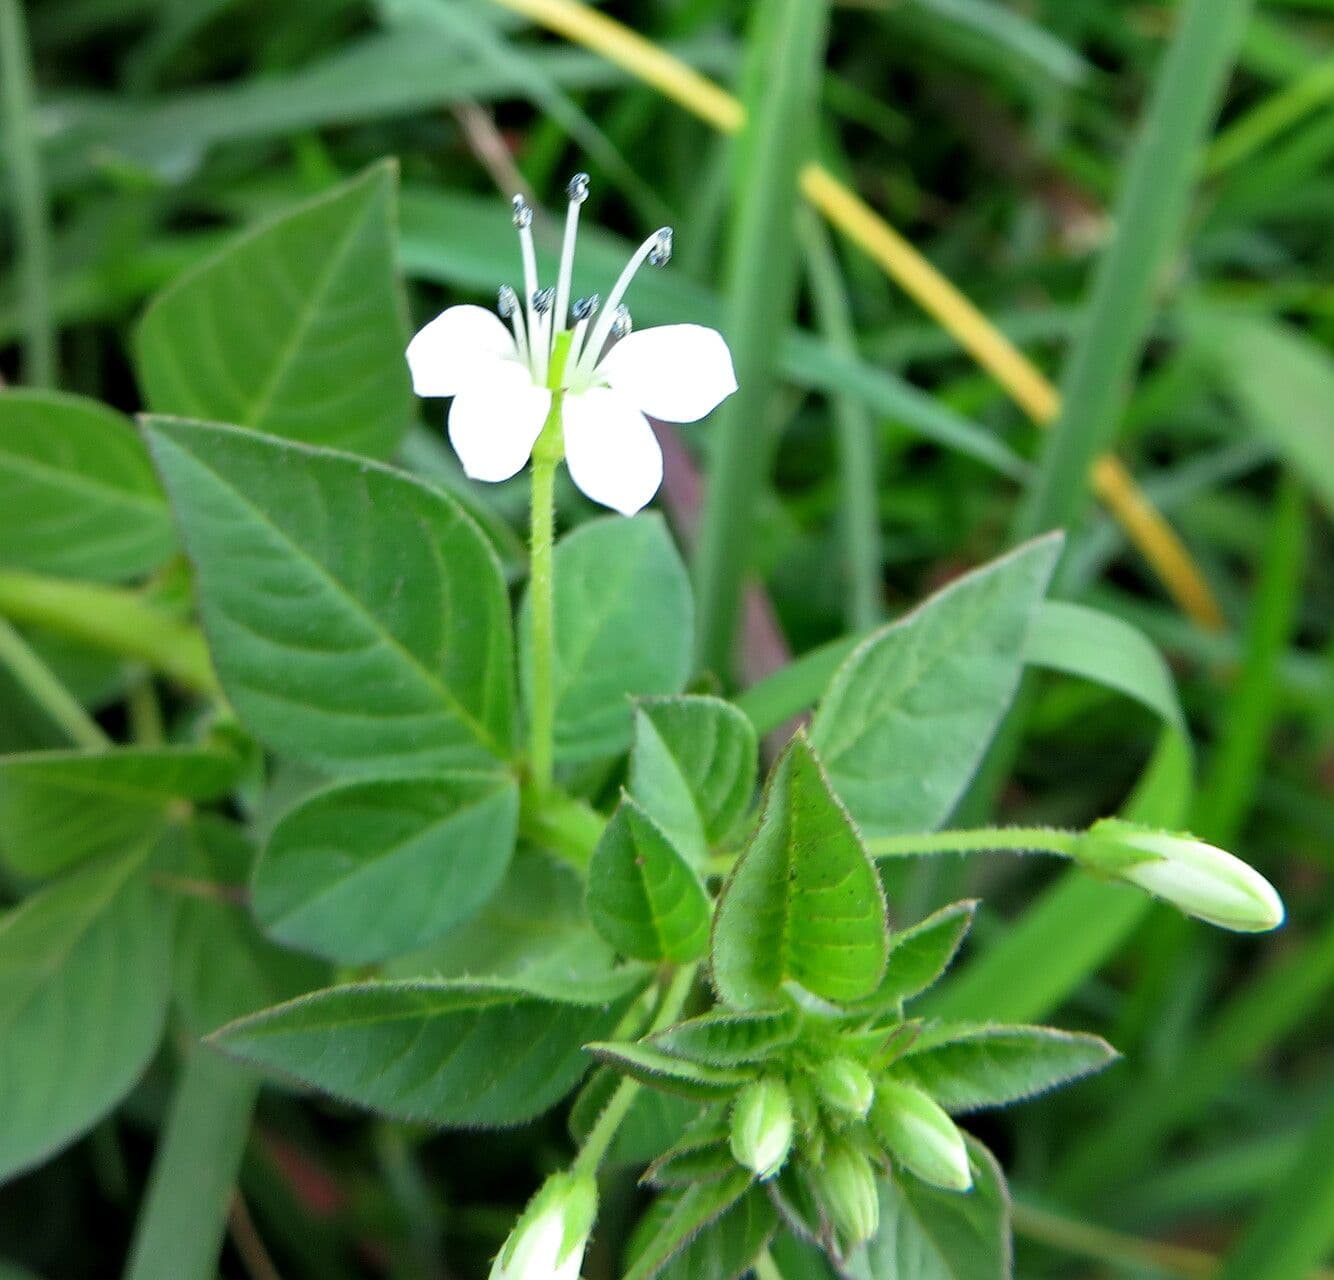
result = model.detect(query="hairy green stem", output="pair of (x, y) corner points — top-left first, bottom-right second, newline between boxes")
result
(527, 332), (572, 796)
(866, 826), (1079, 860)
(572, 963), (698, 1177)
(0, 614), (109, 748)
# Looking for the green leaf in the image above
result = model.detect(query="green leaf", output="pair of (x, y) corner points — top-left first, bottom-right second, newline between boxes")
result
(888, 1022), (1118, 1113)
(636, 1185), (777, 1280)
(587, 1042), (755, 1101)
(0, 390), (175, 582)
(145, 417), (514, 772)
(621, 1168), (758, 1280)
(211, 978), (634, 1128)
(522, 514), (693, 763)
(849, 901), (978, 1013)
(1191, 308), (1334, 518)
(169, 817), (326, 1035)
(253, 772), (518, 965)
(382, 848), (636, 1003)
(712, 733), (887, 1009)
(845, 1138), (1011, 1280)
(0, 745), (241, 877)
(0, 849), (171, 1180)
(587, 796), (711, 964)
(631, 695), (758, 865)
(810, 536), (1061, 837)
(135, 163), (412, 458)
(649, 1009), (801, 1067)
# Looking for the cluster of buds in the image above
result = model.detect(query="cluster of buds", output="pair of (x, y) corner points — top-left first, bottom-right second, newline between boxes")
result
(726, 1053), (971, 1252)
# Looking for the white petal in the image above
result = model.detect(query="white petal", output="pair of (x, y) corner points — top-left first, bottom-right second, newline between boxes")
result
(596, 323), (737, 422)
(448, 363), (551, 482)
(563, 387), (664, 515)
(407, 304), (517, 397)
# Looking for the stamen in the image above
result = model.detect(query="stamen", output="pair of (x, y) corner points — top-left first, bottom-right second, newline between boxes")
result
(553, 172), (590, 337)
(531, 287), (555, 384)
(498, 285), (529, 365)
(566, 295), (600, 370)
(511, 195), (532, 229)
(496, 285), (518, 318)
(532, 287), (555, 314)
(575, 226), (673, 380)
(611, 305), (632, 339)
(571, 294), (599, 322)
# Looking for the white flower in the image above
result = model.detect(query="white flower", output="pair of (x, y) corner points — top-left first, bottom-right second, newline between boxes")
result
(1079, 819), (1284, 933)
(407, 174), (737, 515)
(489, 1171), (597, 1280)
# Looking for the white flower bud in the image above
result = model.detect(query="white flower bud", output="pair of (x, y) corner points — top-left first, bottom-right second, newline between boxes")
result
(489, 1171), (597, 1280)
(812, 1140), (880, 1248)
(871, 1078), (972, 1192)
(729, 1077), (794, 1181)
(1079, 819), (1284, 933)
(813, 1057), (875, 1121)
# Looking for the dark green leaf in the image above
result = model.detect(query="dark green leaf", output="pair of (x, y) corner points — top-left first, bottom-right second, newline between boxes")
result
(622, 1168), (759, 1280)
(0, 849), (171, 1180)
(254, 772), (518, 965)
(0, 390), (174, 582)
(136, 163), (412, 458)
(649, 1008), (801, 1067)
(0, 745), (241, 877)
(849, 902), (978, 1014)
(588, 1042), (755, 1101)
(145, 417), (514, 772)
(631, 695), (758, 865)
(211, 979), (634, 1128)
(712, 733), (887, 1009)
(522, 514), (693, 762)
(889, 1022), (1118, 1113)
(587, 796), (711, 964)
(810, 537), (1061, 837)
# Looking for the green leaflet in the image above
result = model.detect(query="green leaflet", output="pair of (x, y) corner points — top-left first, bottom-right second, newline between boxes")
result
(135, 163), (412, 459)
(631, 695), (758, 866)
(888, 1022), (1119, 1114)
(810, 536), (1061, 837)
(712, 733), (888, 1010)
(587, 1041), (756, 1101)
(649, 1008), (802, 1067)
(845, 1138), (1011, 1280)
(521, 514), (693, 763)
(211, 978), (637, 1129)
(621, 1168), (761, 1280)
(0, 390), (175, 582)
(145, 418), (515, 773)
(253, 772), (518, 965)
(848, 901), (978, 1014)
(169, 817), (326, 1036)
(586, 796), (711, 964)
(0, 848), (172, 1180)
(0, 744), (242, 877)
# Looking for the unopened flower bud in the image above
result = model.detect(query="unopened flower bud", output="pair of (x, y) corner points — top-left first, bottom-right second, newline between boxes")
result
(1078, 819), (1284, 934)
(489, 1171), (596, 1280)
(871, 1078), (972, 1192)
(814, 1057), (875, 1121)
(729, 1077), (794, 1181)
(812, 1140), (880, 1248)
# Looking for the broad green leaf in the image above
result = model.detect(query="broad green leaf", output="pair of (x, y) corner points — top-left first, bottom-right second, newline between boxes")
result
(0, 849), (171, 1180)
(621, 1168), (758, 1280)
(846, 1138), (1011, 1280)
(253, 772), (518, 965)
(170, 817), (326, 1035)
(587, 796), (711, 964)
(382, 848), (634, 1003)
(849, 901), (978, 1014)
(587, 1041), (755, 1100)
(1192, 309), (1334, 516)
(630, 1182), (777, 1280)
(810, 536), (1061, 837)
(888, 1022), (1118, 1113)
(145, 418), (514, 772)
(631, 695), (758, 865)
(135, 163), (412, 458)
(0, 745), (241, 877)
(211, 978), (634, 1128)
(712, 734), (888, 1009)
(650, 1009), (801, 1067)
(0, 390), (175, 582)
(522, 514), (693, 762)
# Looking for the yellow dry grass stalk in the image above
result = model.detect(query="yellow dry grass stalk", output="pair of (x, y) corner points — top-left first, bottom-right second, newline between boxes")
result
(490, 0), (1224, 630)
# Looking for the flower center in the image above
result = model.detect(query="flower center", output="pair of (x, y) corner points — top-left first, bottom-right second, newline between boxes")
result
(503, 175), (671, 393)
